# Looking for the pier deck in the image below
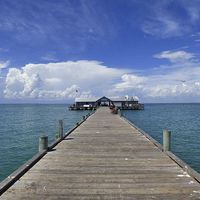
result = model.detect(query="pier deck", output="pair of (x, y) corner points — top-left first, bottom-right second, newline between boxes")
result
(1, 107), (200, 199)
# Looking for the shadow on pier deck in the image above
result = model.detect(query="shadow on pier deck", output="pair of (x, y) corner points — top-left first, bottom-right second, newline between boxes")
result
(1, 107), (200, 199)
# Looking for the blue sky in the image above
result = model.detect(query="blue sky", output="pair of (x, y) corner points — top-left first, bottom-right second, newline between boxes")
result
(1, 0), (200, 103)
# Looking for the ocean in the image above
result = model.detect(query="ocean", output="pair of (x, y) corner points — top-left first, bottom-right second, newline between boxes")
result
(0, 103), (200, 182)
(123, 103), (200, 173)
(0, 104), (90, 182)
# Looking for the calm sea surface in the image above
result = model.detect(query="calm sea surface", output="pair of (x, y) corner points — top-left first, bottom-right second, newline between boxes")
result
(123, 103), (200, 173)
(0, 104), (200, 182)
(0, 104), (90, 182)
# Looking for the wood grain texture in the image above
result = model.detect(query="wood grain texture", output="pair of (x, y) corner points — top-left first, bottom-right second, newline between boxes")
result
(1, 107), (200, 199)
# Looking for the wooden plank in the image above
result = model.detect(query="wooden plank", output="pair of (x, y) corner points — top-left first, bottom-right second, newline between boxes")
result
(1, 107), (200, 199)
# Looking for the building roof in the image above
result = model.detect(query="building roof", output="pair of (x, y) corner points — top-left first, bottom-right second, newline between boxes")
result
(75, 97), (99, 102)
(109, 97), (127, 102)
(75, 96), (137, 103)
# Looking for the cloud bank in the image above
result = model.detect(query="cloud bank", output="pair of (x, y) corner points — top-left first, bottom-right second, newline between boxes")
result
(154, 51), (195, 63)
(2, 50), (200, 102)
(114, 50), (200, 101)
(4, 60), (126, 100)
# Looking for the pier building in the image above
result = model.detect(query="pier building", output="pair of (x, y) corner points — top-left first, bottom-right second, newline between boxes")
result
(69, 96), (144, 110)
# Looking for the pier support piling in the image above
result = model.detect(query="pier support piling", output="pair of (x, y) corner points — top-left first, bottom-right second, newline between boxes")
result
(118, 109), (122, 117)
(39, 135), (48, 152)
(59, 120), (64, 138)
(163, 129), (171, 151)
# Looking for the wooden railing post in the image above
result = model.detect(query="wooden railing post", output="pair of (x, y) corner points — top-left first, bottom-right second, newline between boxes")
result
(39, 135), (48, 152)
(59, 120), (64, 138)
(118, 109), (122, 117)
(163, 129), (171, 151)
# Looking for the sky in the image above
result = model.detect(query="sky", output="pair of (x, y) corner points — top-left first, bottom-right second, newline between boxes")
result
(1, 0), (200, 103)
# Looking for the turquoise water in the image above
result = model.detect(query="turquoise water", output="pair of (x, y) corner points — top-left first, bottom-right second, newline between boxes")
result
(0, 104), (90, 182)
(1, 104), (200, 183)
(123, 103), (200, 173)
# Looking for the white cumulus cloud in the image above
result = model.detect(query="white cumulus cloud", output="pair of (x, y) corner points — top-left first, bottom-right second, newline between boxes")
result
(115, 74), (147, 90)
(113, 61), (200, 100)
(0, 60), (9, 69)
(4, 60), (126, 100)
(154, 50), (195, 63)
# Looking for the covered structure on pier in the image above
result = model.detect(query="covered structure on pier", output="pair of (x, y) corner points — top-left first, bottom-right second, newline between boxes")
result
(69, 96), (144, 110)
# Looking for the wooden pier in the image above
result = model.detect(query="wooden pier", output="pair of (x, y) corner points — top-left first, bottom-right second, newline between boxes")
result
(1, 107), (200, 199)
